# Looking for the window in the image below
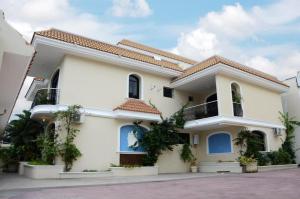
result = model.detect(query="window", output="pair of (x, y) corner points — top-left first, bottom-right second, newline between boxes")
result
(120, 125), (147, 153)
(207, 132), (232, 154)
(231, 83), (243, 117)
(163, 87), (173, 98)
(252, 131), (266, 151)
(129, 75), (140, 99)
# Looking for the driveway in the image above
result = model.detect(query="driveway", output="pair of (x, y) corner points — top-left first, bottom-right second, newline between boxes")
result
(1, 169), (299, 199)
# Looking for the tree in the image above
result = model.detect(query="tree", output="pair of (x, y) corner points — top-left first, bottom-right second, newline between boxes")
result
(55, 105), (82, 171)
(132, 105), (186, 166)
(279, 112), (300, 162)
(4, 110), (44, 161)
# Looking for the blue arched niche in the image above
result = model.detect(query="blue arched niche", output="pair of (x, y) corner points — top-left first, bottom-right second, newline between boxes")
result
(207, 132), (232, 154)
(120, 125), (147, 153)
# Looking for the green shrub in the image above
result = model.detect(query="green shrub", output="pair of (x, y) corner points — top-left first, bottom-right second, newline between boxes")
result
(28, 160), (49, 165)
(239, 156), (257, 166)
(268, 148), (292, 165)
(256, 153), (271, 166)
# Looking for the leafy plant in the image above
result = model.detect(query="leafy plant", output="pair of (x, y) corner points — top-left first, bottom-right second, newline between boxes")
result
(28, 160), (49, 165)
(267, 148), (292, 165)
(132, 105), (186, 166)
(4, 110), (44, 161)
(234, 129), (264, 158)
(36, 129), (58, 165)
(279, 112), (300, 163)
(180, 143), (194, 163)
(0, 147), (18, 171)
(239, 156), (256, 166)
(55, 105), (82, 171)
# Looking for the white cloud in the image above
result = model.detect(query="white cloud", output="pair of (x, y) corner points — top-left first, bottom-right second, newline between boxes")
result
(173, 0), (300, 79)
(111, 0), (152, 18)
(0, 0), (125, 41)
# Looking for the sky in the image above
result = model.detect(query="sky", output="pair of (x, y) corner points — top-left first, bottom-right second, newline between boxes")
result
(1, 0), (300, 119)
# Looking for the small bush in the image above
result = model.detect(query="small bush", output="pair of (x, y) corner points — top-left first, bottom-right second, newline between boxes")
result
(256, 153), (271, 166)
(28, 160), (49, 165)
(268, 148), (292, 165)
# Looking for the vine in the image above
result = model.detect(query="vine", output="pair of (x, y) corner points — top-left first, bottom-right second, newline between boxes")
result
(132, 105), (186, 166)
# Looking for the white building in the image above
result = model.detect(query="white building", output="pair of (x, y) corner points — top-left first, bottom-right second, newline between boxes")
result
(282, 72), (300, 164)
(0, 10), (34, 133)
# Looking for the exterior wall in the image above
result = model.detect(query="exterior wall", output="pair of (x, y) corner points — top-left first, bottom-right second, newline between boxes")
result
(282, 77), (300, 163)
(192, 125), (284, 164)
(216, 74), (283, 125)
(58, 55), (199, 118)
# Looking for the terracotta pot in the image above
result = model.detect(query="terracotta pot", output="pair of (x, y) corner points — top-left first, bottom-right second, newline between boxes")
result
(191, 166), (198, 173)
(243, 162), (258, 173)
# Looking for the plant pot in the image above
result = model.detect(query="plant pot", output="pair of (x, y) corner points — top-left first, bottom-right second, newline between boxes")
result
(242, 162), (258, 173)
(191, 166), (198, 173)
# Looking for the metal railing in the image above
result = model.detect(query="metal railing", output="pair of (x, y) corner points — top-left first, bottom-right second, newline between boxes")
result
(184, 100), (218, 121)
(31, 88), (60, 108)
(233, 102), (243, 117)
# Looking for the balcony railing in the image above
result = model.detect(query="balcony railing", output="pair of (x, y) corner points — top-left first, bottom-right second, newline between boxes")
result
(233, 102), (243, 117)
(184, 100), (218, 121)
(31, 88), (60, 108)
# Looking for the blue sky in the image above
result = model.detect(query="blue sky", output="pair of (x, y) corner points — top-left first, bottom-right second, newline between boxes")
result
(1, 0), (300, 118)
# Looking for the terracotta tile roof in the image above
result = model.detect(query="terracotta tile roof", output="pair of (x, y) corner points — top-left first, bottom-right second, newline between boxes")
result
(118, 39), (197, 65)
(174, 55), (288, 87)
(114, 99), (160, 115)
(34, 29), (183, 72)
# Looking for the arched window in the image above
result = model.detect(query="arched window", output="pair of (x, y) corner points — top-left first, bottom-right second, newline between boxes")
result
(231, 83), (243, 117)
(50, 70), (60, 104)
(207, 132), (233, 154)
(119, 125), (147, 153)
(252, 130), (266, 151)
(129, 74), (140, 99)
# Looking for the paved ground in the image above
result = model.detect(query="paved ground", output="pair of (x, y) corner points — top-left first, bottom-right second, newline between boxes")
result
(1, 169), (300, 199)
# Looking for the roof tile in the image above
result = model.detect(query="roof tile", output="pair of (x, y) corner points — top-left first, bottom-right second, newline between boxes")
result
(114, 99), (160, 115)
(118, 39), (197, 65)
(34, 29), (183, 72)
(174, 55), (287, 87)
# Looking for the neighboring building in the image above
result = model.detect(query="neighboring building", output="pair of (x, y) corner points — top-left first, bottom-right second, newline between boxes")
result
(282, 72), (300, 164)
(25, 28), (288, 173)
(0, 10), (34, 133)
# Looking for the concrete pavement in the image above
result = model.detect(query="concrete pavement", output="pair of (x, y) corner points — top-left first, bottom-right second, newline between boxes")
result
(1, 169), (300, 199)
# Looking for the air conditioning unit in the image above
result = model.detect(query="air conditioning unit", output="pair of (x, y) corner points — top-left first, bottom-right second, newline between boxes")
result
(193, 135), (199, 145)
(273, 128), (282, 136)
(71, 112), (85, 124)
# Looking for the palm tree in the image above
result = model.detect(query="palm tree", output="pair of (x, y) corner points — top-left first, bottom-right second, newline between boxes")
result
(279, 112), (300, 162)
(4, 110), (44, 161)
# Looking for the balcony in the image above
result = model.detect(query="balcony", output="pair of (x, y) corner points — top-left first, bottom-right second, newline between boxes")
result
(31, 88), (60, 108)
(184, 100), (218, 121)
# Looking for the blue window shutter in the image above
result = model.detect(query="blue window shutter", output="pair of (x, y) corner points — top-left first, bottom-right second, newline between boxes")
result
(208, 133), (232, 154)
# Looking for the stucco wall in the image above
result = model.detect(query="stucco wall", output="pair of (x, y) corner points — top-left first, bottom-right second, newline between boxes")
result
(282, 77), (300, 163)
(58, 55), (202, 118)
(216, 74), (283, 124)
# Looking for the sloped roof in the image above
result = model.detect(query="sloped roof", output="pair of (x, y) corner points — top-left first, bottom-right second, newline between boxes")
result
(34, 29), (183, 72)
(114, 99), (160, 115)
(174, 55), (287, 86)
(118, 39), (197, 65)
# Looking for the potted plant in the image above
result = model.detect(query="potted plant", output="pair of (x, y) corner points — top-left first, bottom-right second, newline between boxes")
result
(180, 143), (197, 173)
(239, 156), (258, 173)
(190, 157), (197, 173)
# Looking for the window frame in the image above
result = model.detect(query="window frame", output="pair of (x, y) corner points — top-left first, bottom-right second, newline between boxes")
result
(206, 132), (234, 155)
(118, 124), (148, 154)
(163, 87), (173, 98)
(127, 73), (143, 99)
